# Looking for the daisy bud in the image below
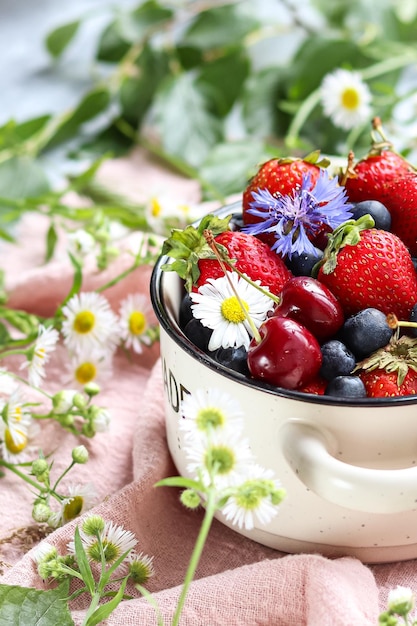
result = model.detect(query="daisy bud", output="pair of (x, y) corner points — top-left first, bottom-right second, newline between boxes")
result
(180, 489), (201, 509)
(31, 458), (49, 479)
(52, 390), (77, 413)
(84, 382), (100, 397)
(72, 445), (89, 464)
(82, 514), (105, 536)
(387, 585), (414, 616)
(73, 393), (87, 409)
(33, 502), (52, 523)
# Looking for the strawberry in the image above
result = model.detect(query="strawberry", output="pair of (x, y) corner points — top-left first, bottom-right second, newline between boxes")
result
(298, 376), (327, 395)
(341, 119), (415, 203)
(357, 334), (417, 397)
(196, 230), (292, 295)
(242, 151), (329, 246)
(316, 215), (417, 319)
(377, 172), (417, 256)
(161, 213), (292, 296)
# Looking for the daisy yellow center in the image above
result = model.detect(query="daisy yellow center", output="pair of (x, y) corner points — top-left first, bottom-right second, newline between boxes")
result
(196, 406), (226, 431)
(63, 496), (84, 522)
(235, 481), (264, 511)
(75, 362), (97, 385)
(4, 427), (28, 454)
(221, 297), (248, 323)
(341, 87), (360, 110)
(35, 347), (45, 360)
(129, 311), (146, 335)
(88, 539), (120, 563)
(73, 311), (95, 334)
(206, 445), (235, 475)
(13, 406), (22, 423)
(151, 198), (162, 217)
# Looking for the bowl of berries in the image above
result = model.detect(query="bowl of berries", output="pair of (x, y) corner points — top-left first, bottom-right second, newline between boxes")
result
(150, 126), (417, 563)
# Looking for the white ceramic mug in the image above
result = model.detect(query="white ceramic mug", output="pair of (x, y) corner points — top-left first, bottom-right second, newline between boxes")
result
(150, 203), (417, 563)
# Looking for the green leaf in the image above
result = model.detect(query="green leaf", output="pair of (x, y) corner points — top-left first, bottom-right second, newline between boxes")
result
(197, 49), (250, 117)
(182, 3), (259, 50)
(0, 580), (74, 626)
(84, 578), (128, 626)
(0, 157), (50, 218)
(45, 21), (81, 58)
(42, 87), (111, 150)
(242, 67), (290, 137)
(45, 224), (58, 263)
(156, 476), (203, 490)
(199, 140), (267, 198)
(97, 1), (173, 62)
(153, 73), (223, 168)
(73, 526), (95, 596)
(119, 43), (169, 127)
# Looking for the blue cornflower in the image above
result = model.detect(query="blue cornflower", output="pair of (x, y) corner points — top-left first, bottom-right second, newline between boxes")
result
(243, 169), (353, 258)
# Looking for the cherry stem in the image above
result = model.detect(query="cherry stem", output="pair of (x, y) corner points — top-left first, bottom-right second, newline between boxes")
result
(203, 229), (262, 343)
(339, 150), (356, 187)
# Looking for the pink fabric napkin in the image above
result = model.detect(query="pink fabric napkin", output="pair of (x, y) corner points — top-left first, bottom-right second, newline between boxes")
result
(1, 207), (417, 625)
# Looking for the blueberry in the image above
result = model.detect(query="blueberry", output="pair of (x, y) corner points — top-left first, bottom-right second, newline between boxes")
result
(350, 200), (391, 231)
(209, 345), (250, 376)
(409, 303), (417, 338)
(342, 308), (393, 359)
(325, 375), (367, 398)
(320, 340), (356, 381)
(285, 248), (324, 277)
(179, 292), (194, 329)
(229, 213), (245, 231)
(183, 318), (212, 352)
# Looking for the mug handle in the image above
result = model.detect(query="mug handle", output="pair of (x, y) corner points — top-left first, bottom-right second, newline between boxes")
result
(280, 419), (417, 514)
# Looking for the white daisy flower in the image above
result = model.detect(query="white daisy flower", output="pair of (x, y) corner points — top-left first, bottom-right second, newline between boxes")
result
(221, 464), (285, 530)
(190, 273), (274, 351)
(32, 541), (58, 565)
(122, 551), (155, 584)
(68, 519), (137, 564)
(61, 292), (120, 355)
(0, 388), (34, 463)
(320, 68), (372, 130)
(184, 427), (255, 488)
(67, 229), (96, 257)
(65, 350), (113, 389)
(20, 325), (59, 388)
(387, 585), (415, 614)
(180, 388), (244, 441)
(118, 293), (154, 354)
(55, 482), (97, 526)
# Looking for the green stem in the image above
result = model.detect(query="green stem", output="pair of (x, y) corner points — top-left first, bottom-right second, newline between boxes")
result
(0, 459), (43, 491)
(82, 591), (101, 626)
(52, 460), (75, 492)
(172, 489), (217, 626)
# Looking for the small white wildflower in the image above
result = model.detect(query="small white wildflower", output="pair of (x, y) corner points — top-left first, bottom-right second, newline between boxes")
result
(65, 349), (113, 389)
(52, 389), (79, 414)
(59, 482), (97, 524)
(61, 292), (120, 355)
(118, 293), (154, 354)
(387, 585), (415, 614)
(32, 541), (58, 565)
(320, 68), (372, 130)
(184, 427), (255, 488)
(20, 325), (59, 387)
(221, 464), (285, 530)
(0, 388), (34, 462)
(67, 229), (96, 257)
(180, 388), (244, 441)
(190, 273), (274, 351)
(68, 519), (137, 564)
(124, 551), (155, 584)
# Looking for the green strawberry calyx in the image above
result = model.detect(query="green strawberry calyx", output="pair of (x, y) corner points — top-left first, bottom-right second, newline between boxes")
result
(160, 213), (232, 292)
(317, 214), (375, 275)
(355, 333), (417, 387)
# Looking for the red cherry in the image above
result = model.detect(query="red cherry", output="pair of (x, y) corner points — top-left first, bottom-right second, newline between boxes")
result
(247, 316), (322, 390)
(273, 276), (344, 342)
